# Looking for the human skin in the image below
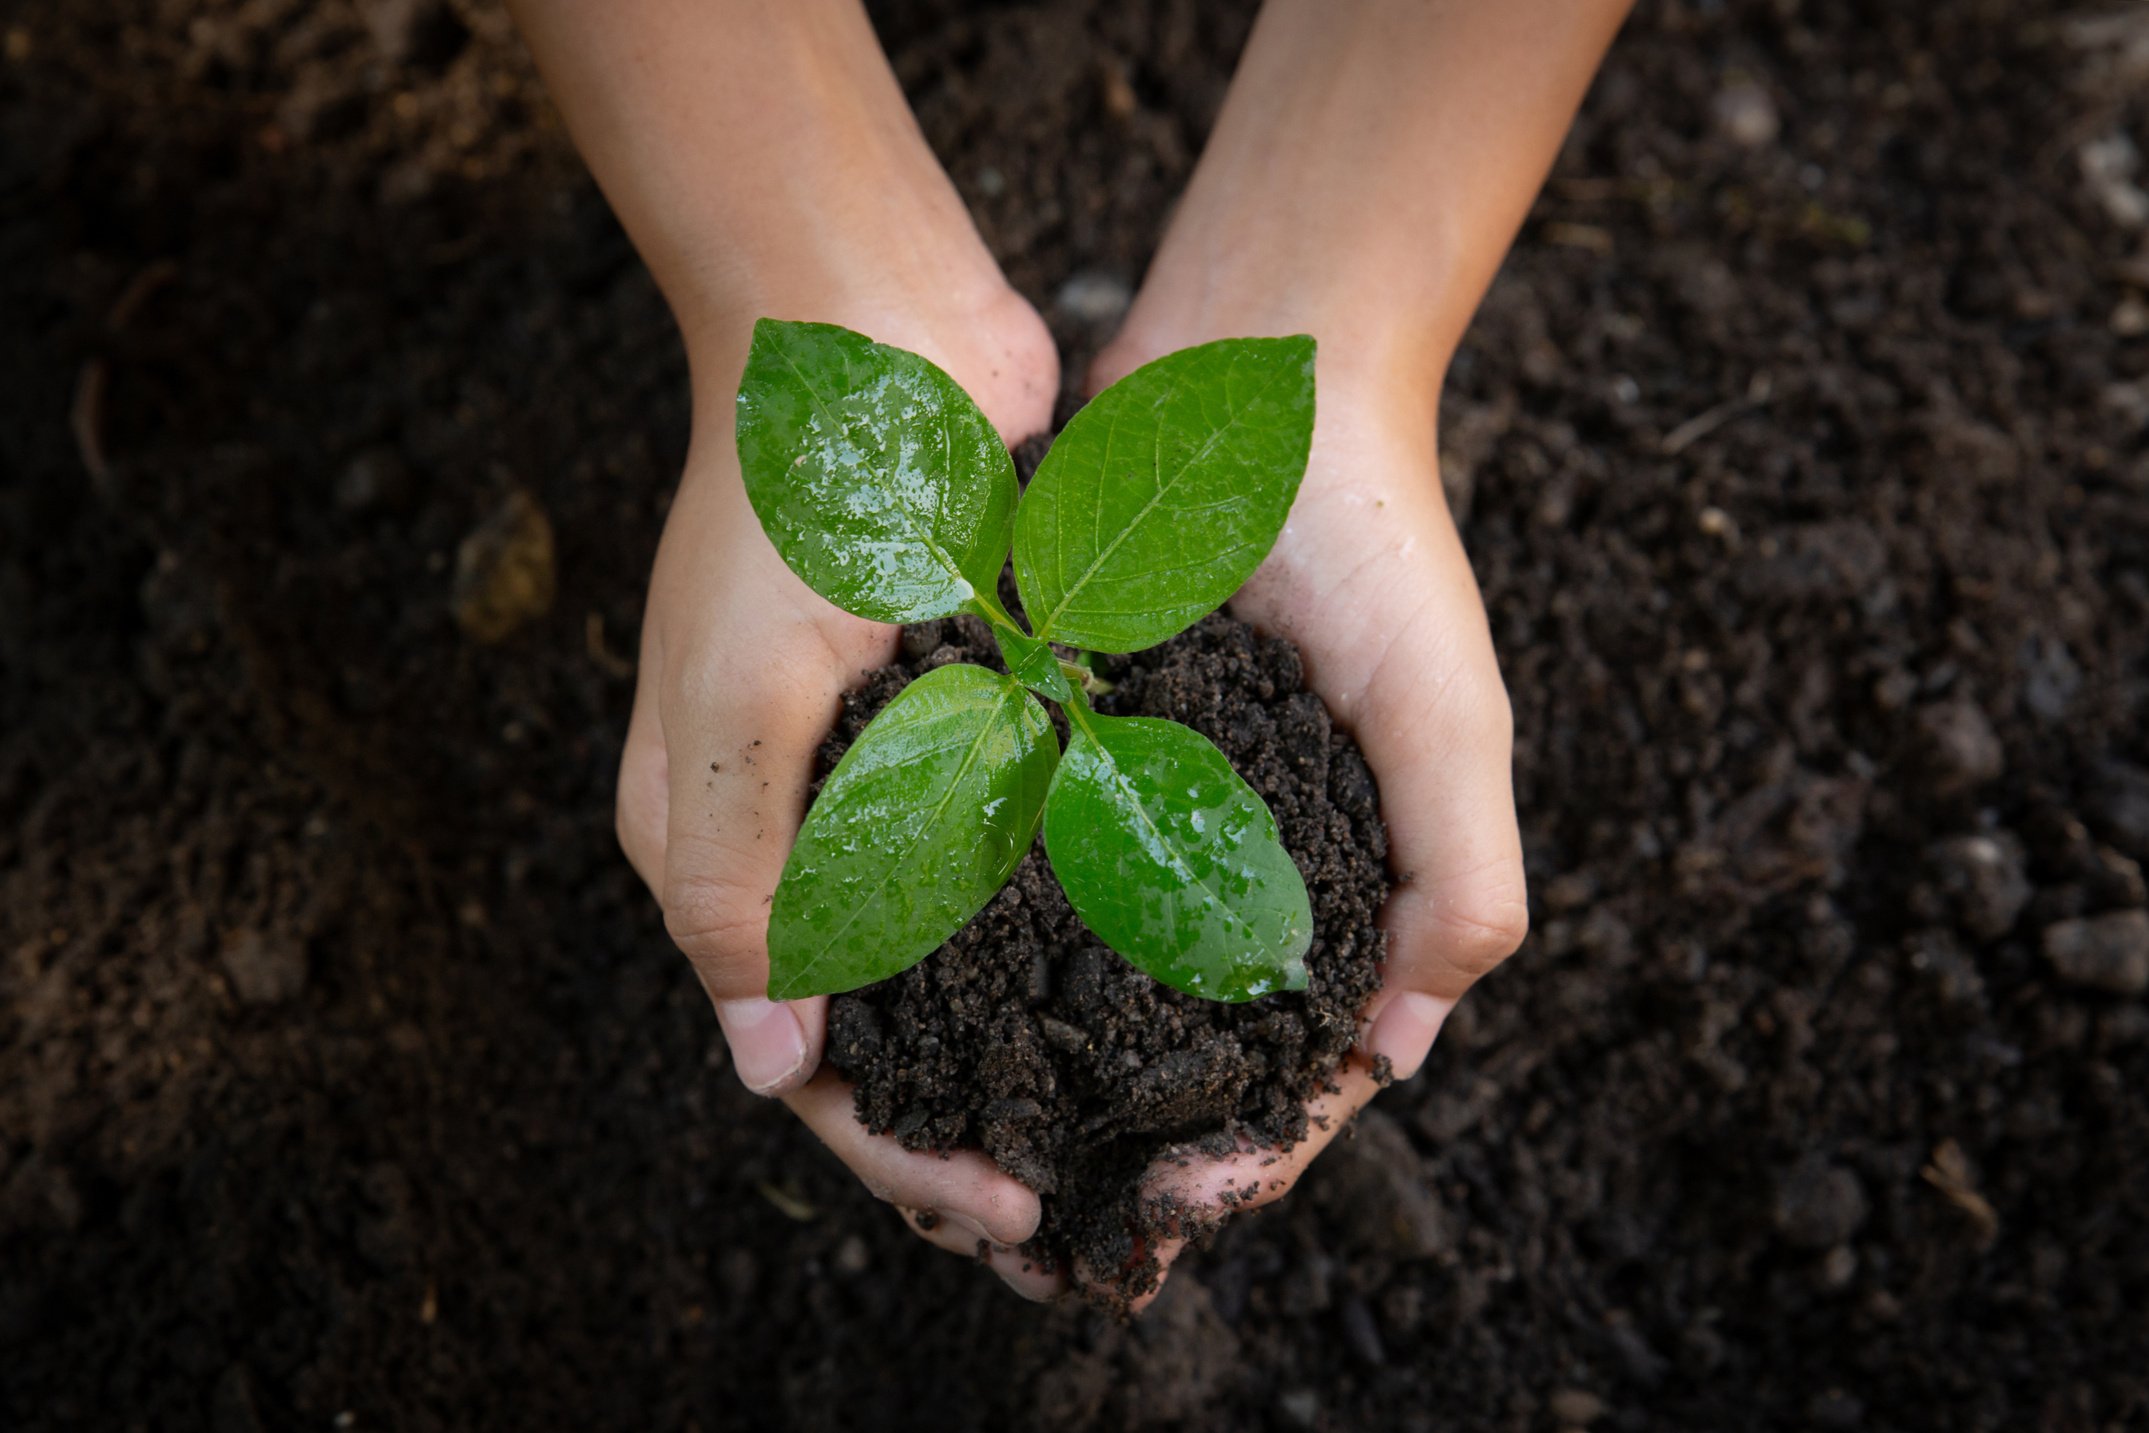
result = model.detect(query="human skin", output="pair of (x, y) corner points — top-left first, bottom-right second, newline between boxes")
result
(1079, 0), (1635, 1304)
(506, 0), (1630, 1303)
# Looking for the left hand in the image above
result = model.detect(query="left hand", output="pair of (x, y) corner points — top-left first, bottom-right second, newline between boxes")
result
(1070, 342), (1531, 1308)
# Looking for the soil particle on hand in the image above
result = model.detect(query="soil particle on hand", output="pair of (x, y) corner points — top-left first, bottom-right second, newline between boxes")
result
(2042, 911), (2149, 995)
(824, 607), (1391, 1303)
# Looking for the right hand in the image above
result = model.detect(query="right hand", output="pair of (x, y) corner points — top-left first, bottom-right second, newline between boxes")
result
(612, 286), (1066, 1298)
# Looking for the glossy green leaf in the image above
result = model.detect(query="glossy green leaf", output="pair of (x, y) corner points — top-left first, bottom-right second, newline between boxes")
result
(1014, 335), (1315, 653)
(989, 619), (1073, 703)
(737, 319), (1016, 624)
(1044, 709), (1312, 1002)
(768, 663), (1057, 1000)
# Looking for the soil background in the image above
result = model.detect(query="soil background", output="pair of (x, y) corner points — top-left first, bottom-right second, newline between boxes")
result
(5, 1), (2148, 1429)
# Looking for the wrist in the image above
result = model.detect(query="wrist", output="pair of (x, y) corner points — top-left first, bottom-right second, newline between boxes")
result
(1097, 264), (1453, 437)
(1110, 273), (1450, 388)
(658, 133), (1031, 410)
(679, 259), (1038, 403)
(514, 0), (1047, 423)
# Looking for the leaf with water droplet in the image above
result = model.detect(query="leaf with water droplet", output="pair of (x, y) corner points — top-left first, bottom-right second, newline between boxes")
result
(1014, 335), (1315, 653)
(1043, 710), (1311, 1001)
(769, 663), (1057, 999)
(738, 319), (1017, 623)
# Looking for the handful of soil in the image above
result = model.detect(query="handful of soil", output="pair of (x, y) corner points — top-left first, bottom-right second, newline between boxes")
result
(822, 607), (1394, 1303)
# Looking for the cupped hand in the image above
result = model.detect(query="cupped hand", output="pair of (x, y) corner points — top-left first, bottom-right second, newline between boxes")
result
(612, 289), (1066, 1298)
(1073, 340), (1530, 1308)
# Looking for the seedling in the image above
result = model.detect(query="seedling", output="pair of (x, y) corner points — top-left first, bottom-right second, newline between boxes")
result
(738, 319), (1316, 1004)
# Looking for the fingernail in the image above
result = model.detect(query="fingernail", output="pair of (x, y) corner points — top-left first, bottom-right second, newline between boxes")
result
(945, 1211), (994, 1244)
(1366, 992), (1452, 1081)
(714, 997), (809, 1094)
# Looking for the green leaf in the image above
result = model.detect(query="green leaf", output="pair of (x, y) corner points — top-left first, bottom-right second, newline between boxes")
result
(989, 620), (1073, 703)
(1044, 709), (1312, 1002)
(737, 319), (1017, 624)
(769, 663), (1057, 999)
(1013, 335), (1315, 653)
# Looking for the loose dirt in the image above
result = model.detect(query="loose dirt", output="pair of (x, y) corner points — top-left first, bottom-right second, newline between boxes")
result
(4, 1), (2145, 1428)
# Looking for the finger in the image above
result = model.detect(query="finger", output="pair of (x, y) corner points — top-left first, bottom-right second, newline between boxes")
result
(1346, 513), (1526, 1077)
(1226, 425), (1527, 1081)
(786, 1072), (1042, 1247)
(657, 622), (841, 1002)
(894, 1206), (1066, 1302)
(657, 637), (834, 1093)
(1091, 1057), (1388, 1314)
(620, 571), (833, 1095)
(652, 526), (880, 1093)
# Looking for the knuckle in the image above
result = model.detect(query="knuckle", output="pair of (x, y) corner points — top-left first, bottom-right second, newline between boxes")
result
(1455, 667), (1515, 749)
(661, 871), (768, 993)
(1431, 871), (1531, 979)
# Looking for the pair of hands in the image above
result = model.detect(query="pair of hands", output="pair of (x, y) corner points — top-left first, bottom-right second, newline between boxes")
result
(507, 0), (1626, 1309)
(612, 277), (1527, 1301)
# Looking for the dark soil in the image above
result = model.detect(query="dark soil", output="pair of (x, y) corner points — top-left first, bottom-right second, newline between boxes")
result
(6, 1), (2149, 1430)
(823, 603), (1390, 1299)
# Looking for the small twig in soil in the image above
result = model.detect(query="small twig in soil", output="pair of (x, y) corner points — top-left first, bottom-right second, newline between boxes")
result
(1542, 221), (1613, 253)
(73, 259), (182, 491)
(755, 1181), (819, 1223)
(105, 258), (178, 331)
(1921, 1138), (2000, 1246)
(71, 359), (109, 487)
(585, 611), (635, 678)
(1662, 372), (1773, 456)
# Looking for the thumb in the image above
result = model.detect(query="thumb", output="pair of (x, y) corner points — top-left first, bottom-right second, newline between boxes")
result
(619, 636), (845, 1097)
(1348, 540), (1527, 1080)
(651, 627), (865, 1096)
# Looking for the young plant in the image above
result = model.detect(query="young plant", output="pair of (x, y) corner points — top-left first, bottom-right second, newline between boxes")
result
(737, 319), (1317, 1004)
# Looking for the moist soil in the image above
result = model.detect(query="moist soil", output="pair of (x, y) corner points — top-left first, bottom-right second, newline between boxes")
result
(822, 597), (1391, 1300)
(6, 1), (2149, 1430)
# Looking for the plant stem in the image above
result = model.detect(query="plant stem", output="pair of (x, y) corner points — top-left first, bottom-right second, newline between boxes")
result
(961, 589), (1027, 644)
(1061, 658), (1114, 697)
(1062, 677), (1099, 736)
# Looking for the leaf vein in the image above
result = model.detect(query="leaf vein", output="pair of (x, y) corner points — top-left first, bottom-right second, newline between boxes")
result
(784, 688), (1017, 989)
(771, 342), (969, 597)
(1034, 360), (1295, 639)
